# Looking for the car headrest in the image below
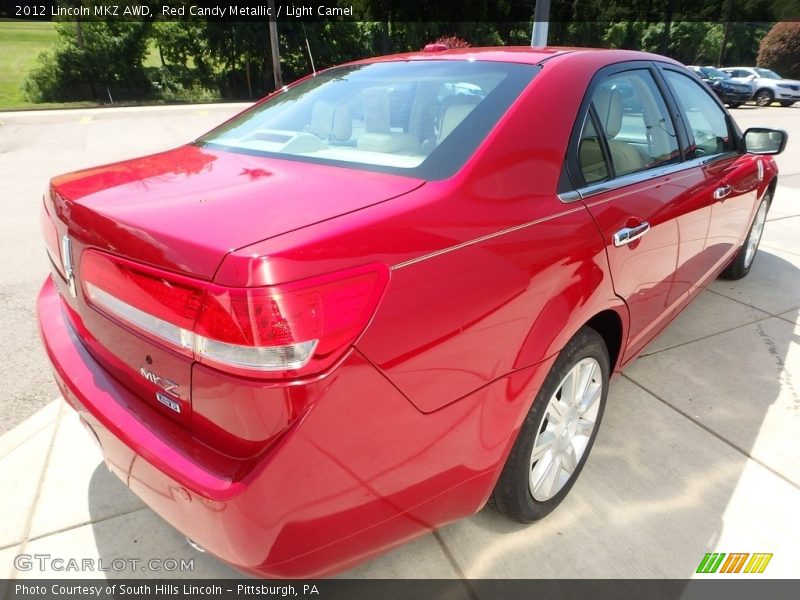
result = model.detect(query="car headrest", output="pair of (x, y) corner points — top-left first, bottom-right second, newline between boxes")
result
(362, 87), (391, 134)
(309, 101), (352, 142)
(593, 87), (623, 138)
(437, 95), (481, 143)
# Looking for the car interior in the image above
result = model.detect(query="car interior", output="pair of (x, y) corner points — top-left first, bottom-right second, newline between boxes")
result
(578, 70), (681, 184)
(208, 71), (503, 169)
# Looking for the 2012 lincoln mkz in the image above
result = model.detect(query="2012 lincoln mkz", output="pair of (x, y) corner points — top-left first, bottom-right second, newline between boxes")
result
(37, 46), (787, 577)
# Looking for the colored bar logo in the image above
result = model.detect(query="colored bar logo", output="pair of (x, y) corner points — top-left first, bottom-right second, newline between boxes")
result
(696, 552), (773, 574)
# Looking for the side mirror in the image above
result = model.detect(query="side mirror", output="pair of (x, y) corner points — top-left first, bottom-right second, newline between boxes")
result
(743, 127), (788, 155)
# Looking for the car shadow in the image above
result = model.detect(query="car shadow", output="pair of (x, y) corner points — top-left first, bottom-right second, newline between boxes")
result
(451, 248), (798, 579)
(87, 465), (242, 579)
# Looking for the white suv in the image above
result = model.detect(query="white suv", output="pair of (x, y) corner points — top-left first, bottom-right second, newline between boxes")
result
(721, 67), (800, 107)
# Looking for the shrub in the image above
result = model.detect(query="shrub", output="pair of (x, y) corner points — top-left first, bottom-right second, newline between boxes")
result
(434, 35), (471, 49)
(25, 21), (152, 103)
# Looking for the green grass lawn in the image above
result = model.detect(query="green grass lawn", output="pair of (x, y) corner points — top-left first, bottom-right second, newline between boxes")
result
(0, 20), (175, 111)
(0, 20), (60, 110)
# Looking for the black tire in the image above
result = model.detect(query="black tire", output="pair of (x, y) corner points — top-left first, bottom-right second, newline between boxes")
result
(720, 193), (771, 280)
(491, 327), (610, 523)
(754, 88), (774, 106)
(779, 101), (795, 107)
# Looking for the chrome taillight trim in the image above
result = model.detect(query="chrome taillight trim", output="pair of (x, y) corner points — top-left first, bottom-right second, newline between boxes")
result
(85, 282), (192, 349)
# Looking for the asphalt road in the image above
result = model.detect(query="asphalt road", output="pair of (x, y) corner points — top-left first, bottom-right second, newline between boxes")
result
(0, 101), (797, 434)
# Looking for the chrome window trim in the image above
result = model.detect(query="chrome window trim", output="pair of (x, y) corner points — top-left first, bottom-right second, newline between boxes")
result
(559, 151), (739, 203)
(557, 190), (582, 203)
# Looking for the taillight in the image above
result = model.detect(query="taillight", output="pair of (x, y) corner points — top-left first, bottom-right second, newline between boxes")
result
(81, 251), (204, 355)
(80, 250), (388, 378)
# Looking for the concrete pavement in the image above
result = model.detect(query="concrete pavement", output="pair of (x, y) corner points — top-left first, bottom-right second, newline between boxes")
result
(0, 103), (251, 434)
(0, 103), (799, 579)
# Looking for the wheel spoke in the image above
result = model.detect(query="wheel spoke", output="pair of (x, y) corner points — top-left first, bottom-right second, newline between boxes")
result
(530, 452), (554, 494)
(530, 431), (555, 464)
(575, 417), (595, 437)
(561, 445), (578, 474)
(560, 367), (579, 406)
(546, 397), (569, 424)
(577, 360), (596, 402)
(579, 383), (601, 416)
(534, 452), (562, 499)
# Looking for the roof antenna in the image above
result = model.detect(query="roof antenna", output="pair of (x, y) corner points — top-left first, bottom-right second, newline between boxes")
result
(301, 22), (317, 75)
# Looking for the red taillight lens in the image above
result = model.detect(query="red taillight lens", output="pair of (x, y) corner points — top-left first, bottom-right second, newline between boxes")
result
(80, 250), (388, 378)
(81, 251), (204, 358)
(194, 266), (387, 375)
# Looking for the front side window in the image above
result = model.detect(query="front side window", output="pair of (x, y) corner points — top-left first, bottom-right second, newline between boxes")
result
(197, 61), (537, 179)
(588, 69), (680, 178)
(663, 70), (733, 158)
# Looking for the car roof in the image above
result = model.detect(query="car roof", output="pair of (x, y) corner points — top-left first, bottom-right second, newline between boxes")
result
(343, 46), (683, 68)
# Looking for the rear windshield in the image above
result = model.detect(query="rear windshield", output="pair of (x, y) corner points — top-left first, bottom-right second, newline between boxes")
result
(197, 60), (538, 180)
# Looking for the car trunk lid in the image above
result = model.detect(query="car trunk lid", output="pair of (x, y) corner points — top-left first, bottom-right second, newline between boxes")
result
(51, 144), (424, 279)
(45, 145), (423, 432)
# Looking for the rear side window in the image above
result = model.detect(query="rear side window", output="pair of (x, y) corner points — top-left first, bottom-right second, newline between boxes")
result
(663, 70), (733, 158)
(589, 69), (680, 178)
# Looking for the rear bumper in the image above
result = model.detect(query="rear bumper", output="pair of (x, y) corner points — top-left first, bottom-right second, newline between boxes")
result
(37, 277), (552, 577)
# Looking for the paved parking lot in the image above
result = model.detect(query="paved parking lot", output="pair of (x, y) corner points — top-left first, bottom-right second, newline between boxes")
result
(0, 102), (798, 579)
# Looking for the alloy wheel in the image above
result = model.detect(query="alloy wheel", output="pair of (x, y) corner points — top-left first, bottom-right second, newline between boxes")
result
(755, 90), (773, 106)
(529, 357), (602, 502)
(744, 200), (768, 269)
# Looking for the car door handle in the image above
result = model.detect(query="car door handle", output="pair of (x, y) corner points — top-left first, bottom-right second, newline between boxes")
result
(714, 185), (732, 200)
(613, 222), (650, 247)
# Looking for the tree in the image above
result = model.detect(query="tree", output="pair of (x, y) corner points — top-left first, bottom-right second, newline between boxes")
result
(25, 21), (151, 102)
(152, 22), (275, 99)
(757, 22), (800, 79)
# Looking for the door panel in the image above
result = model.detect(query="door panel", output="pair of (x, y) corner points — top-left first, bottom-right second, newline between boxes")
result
(703, 155), (760, 271)
(661, 69), (761, 279)
(582, 172), (697, 361)
(665, 171), (717, 305)
(574, 67), (706, 361)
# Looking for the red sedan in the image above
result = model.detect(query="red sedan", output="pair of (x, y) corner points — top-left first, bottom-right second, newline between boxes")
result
(37, 47), (786, 577)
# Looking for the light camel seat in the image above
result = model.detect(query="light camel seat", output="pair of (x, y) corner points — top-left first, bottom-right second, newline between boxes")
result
(309, 100), (352, 142)
(578, 118), (608, 183)
(356, 87), (421, 153)
(437, 95), (481, 143)
(592, 87), (647, 176)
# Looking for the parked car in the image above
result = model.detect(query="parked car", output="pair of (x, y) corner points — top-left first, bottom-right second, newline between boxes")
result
(687, 65), (753, 107)
(38, 47), (786, 578)
(721, 66), (800, 106)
